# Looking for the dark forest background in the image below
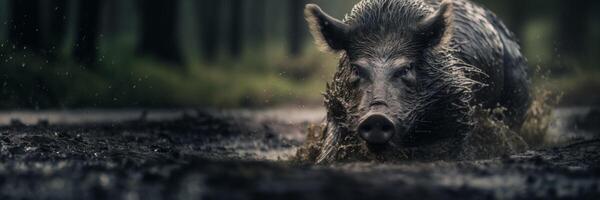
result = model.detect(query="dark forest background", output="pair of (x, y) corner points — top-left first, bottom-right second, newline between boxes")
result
(0, 0), (598, 109)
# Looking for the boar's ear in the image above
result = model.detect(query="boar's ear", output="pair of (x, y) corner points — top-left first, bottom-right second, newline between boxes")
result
(305, 4), (350, 53)
(418, 1), (453, 48)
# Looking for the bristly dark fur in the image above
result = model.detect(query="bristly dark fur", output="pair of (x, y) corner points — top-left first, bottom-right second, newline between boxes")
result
(311, 0), (531, 163)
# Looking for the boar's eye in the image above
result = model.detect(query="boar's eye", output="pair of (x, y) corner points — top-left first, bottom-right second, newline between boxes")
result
(351, 64), (368, 79)
(392, 65), (413, 79)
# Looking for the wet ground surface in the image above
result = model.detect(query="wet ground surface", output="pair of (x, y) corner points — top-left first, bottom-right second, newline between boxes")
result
(0, 107), (599, 200)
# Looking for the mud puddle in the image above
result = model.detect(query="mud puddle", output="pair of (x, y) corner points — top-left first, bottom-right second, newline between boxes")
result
(0, 107), (598, 199)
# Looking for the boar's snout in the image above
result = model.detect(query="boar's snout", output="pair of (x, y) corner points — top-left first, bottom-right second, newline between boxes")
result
(357, 113), (397, 144)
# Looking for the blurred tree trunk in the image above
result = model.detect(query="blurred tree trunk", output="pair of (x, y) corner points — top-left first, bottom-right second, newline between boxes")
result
(9, 0), (42, 52)
(99, 0), (137, 53)
(590, 0), (600, 69)
(137, 0), (182, 65)
(198, 0), (221, 62)
(229, 0), (243, 59)
(73, 0), (101, 65)
(217, 0), (232, 61)
(264, 0), (286, 43)
(40, 0), (67, 57)
(98, 0), (120, 61)
(557, 0), (590, 68)
(246, 0), (266, 50)
(0, 0), (9, 43)
(505, 0), (526, 40)
(288, 0), (306, 56)
(101, 0), (119, 36)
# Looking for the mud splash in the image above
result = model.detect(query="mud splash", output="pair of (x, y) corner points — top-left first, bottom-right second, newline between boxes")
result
(520, 86), (563, 146)
(296, 86), (562, 163)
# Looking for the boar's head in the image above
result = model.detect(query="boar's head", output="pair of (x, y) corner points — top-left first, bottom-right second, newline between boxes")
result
(305, 0), (483, 160)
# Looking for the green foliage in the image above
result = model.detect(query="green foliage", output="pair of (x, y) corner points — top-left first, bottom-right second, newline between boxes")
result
(0, 44), (338, 109)
(1, 0), (599, 109)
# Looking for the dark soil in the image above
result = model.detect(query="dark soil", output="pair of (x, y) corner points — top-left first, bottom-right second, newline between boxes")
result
(0, 108), (599, 200)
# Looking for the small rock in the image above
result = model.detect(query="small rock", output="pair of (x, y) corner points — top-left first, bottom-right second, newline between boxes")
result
(10, 119), (26, 127)
(37, 119), (49, 127)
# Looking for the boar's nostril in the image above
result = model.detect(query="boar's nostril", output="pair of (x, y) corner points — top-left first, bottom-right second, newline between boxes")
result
(357, 114), (397, 144)
(360, 124), (373, 132)
(381, 123), (393, 132)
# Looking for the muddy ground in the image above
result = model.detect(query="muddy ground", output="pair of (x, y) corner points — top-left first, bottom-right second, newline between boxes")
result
(0, 107), (599, 200)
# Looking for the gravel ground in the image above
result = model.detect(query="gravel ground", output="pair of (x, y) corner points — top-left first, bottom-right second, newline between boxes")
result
(0, 107), (598, 200)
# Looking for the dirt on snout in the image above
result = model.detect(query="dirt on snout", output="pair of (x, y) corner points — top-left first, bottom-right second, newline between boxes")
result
(0, 108), (599, 200)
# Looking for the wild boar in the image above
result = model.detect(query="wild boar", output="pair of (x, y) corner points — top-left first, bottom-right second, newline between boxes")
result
(304, 0), (531, 163)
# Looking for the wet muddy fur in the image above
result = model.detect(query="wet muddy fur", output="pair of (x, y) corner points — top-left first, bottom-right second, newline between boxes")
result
(302, 0), (533, 163)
